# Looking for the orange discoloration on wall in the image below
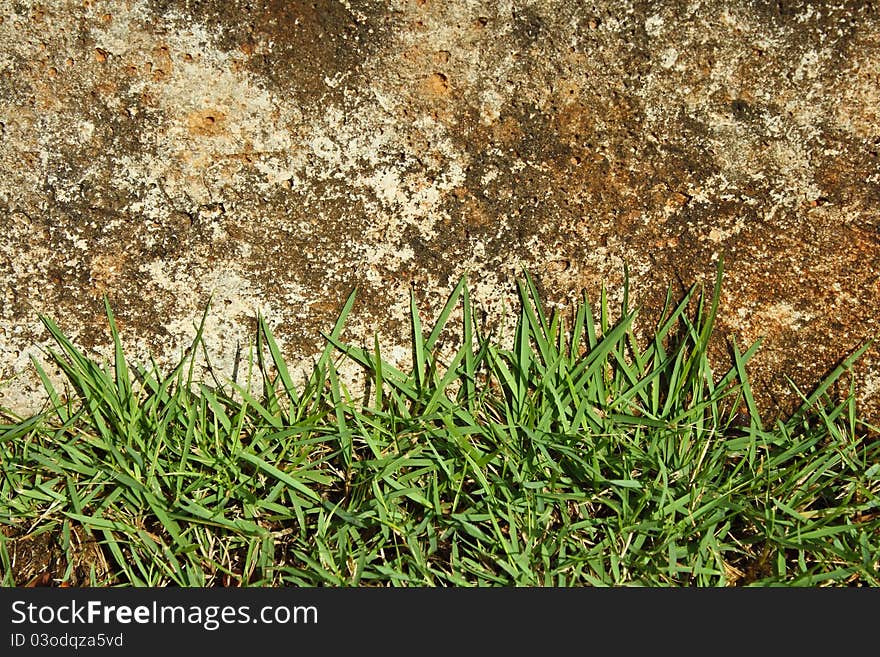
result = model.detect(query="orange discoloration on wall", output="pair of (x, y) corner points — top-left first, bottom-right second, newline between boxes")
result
(185, 109), (227, 137)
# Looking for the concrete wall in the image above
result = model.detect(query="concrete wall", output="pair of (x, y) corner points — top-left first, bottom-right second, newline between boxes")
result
(1, 0), (878, 421)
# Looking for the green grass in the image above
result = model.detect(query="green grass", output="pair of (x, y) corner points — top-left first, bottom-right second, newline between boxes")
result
(0, 263), (878, 586)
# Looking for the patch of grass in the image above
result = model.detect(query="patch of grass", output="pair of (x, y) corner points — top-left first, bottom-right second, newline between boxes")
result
(0, 263), (878, 586)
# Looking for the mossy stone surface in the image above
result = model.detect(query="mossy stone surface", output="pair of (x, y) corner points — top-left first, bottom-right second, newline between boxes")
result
(1, 1), (878, 421)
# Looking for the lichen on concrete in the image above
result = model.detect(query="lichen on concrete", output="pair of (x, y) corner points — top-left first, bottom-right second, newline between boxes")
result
(1, 0), (878, 422)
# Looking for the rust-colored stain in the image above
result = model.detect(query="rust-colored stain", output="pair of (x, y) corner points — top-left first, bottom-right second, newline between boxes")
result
(423, 72), (450, 97)
(186, 109), (227, 137)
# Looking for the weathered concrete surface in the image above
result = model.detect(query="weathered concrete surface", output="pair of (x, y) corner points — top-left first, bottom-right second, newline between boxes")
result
(1, 0), (878, 423)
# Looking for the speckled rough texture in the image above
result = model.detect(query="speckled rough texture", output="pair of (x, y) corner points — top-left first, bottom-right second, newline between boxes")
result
(1, 0), (878, 422)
